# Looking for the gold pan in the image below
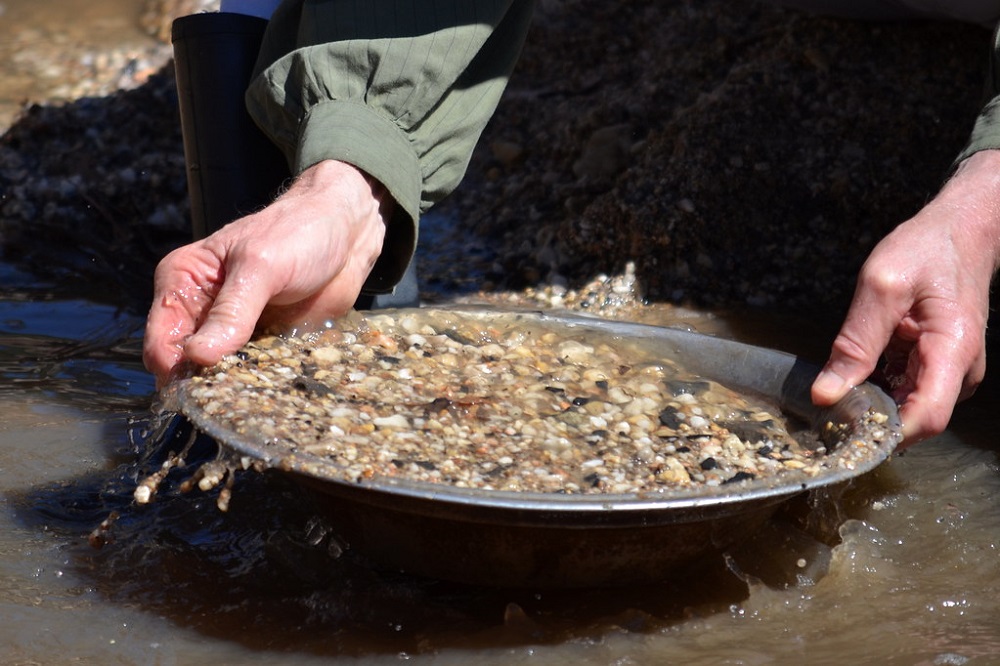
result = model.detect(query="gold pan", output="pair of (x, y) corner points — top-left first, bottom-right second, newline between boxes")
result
(167, 307), (902, 587)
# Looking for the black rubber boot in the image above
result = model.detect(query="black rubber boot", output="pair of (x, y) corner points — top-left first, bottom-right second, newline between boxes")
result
(172, 12), (290, 239)
(354, 260), (420, 309)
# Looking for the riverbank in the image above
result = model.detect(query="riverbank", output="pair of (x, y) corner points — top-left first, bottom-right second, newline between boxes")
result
(0, 1), (993, 316)
(441, 2), (992, 312)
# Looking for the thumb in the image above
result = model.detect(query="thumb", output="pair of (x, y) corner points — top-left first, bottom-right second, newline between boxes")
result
(812, 304), (902, 406)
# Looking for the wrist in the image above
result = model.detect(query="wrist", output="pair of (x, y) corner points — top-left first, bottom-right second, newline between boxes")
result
(289, 160), (393, 225)
(933, 150), (1000, 274)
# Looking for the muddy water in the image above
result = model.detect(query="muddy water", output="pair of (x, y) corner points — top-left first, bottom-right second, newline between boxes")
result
(2, 261), (999, 664)
(3, 2), (1000, 663)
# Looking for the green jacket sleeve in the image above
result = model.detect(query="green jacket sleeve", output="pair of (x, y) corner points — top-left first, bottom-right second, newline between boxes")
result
(245, 0), (535, 294)
(953, 26), (1000, 167)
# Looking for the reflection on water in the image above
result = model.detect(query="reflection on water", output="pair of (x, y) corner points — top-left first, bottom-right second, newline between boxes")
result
(1, 279), (999, 664)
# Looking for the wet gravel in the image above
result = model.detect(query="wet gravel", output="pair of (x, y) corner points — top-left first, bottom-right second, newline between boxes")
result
(0, 0), (993, 316)
(164, 308), (896, 498)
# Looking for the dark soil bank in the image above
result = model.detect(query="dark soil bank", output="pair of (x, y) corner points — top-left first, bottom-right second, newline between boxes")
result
(0, 0), (992, 314)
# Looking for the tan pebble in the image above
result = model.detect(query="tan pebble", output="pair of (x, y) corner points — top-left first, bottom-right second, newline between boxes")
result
(374, 414), (410, 429)
(637, 382), (661, 396)
(722, 434), (744, 455)
(312, 346), (344, 364)
(607, 386), (632, 404)
(583, 368), (609, 383)
(512, 364), (538, 377)
(557, 340), (595, 363)
(479, 343), (505, 358)
(622, 399), (647, 417)
(657, 467), (690, 485)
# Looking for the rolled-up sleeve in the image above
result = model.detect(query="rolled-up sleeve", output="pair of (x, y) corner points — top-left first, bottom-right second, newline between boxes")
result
(245, 0), (534, 293)
(953, 26), (1000, 166)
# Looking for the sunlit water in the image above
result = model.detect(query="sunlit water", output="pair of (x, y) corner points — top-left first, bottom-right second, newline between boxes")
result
(1, 256), (999, 664)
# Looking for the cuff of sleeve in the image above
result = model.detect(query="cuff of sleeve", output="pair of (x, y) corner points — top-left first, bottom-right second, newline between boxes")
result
(952, 96), (1000, 172)
(295, 100), (421, 294)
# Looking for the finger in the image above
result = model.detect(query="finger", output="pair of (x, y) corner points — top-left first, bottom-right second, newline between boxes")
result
(143, 295), (192, 387)
(143, 264), (207, 386)
(896, 332), (985, 445)
(183, 263), (274, 367)
(896, 364), (960, 446)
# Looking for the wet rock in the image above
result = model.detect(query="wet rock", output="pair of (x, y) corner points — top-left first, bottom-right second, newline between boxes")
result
(490, 139), (526, 167)
(658, 406), (683, 430)
(572, 123), (632, 183)
(720, 420), (774, 444)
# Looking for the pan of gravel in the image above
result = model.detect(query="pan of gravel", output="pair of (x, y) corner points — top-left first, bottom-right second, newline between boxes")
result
(162, 306), (902, 588)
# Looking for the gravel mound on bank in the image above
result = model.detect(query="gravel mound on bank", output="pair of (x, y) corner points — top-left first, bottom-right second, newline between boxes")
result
(436, 1), (991, 312)
(0, 1), (992, 314)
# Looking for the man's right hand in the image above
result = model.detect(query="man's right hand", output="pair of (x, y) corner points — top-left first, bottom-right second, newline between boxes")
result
(143, 159), (389, 388)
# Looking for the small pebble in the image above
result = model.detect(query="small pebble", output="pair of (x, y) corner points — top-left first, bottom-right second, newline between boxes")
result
(176, 309), (892, 496)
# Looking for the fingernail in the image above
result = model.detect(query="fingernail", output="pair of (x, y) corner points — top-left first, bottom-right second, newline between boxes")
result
(813, 369), (848, 398)
(184, 331), (224, 366)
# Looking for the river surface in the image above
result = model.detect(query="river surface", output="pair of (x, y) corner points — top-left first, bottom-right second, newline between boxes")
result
(3, 1), (1000, 664)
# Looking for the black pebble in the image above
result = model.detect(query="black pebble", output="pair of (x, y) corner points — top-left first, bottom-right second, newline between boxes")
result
(292, 376), (333, 396)
(722, 471), (756, 484)
(658, 406), (683, 429)
(721, 420), (773, 444)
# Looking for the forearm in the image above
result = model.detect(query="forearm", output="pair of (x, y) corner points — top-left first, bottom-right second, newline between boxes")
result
(951, 25), (1000, 166)
(931, 149), (1000, 278)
